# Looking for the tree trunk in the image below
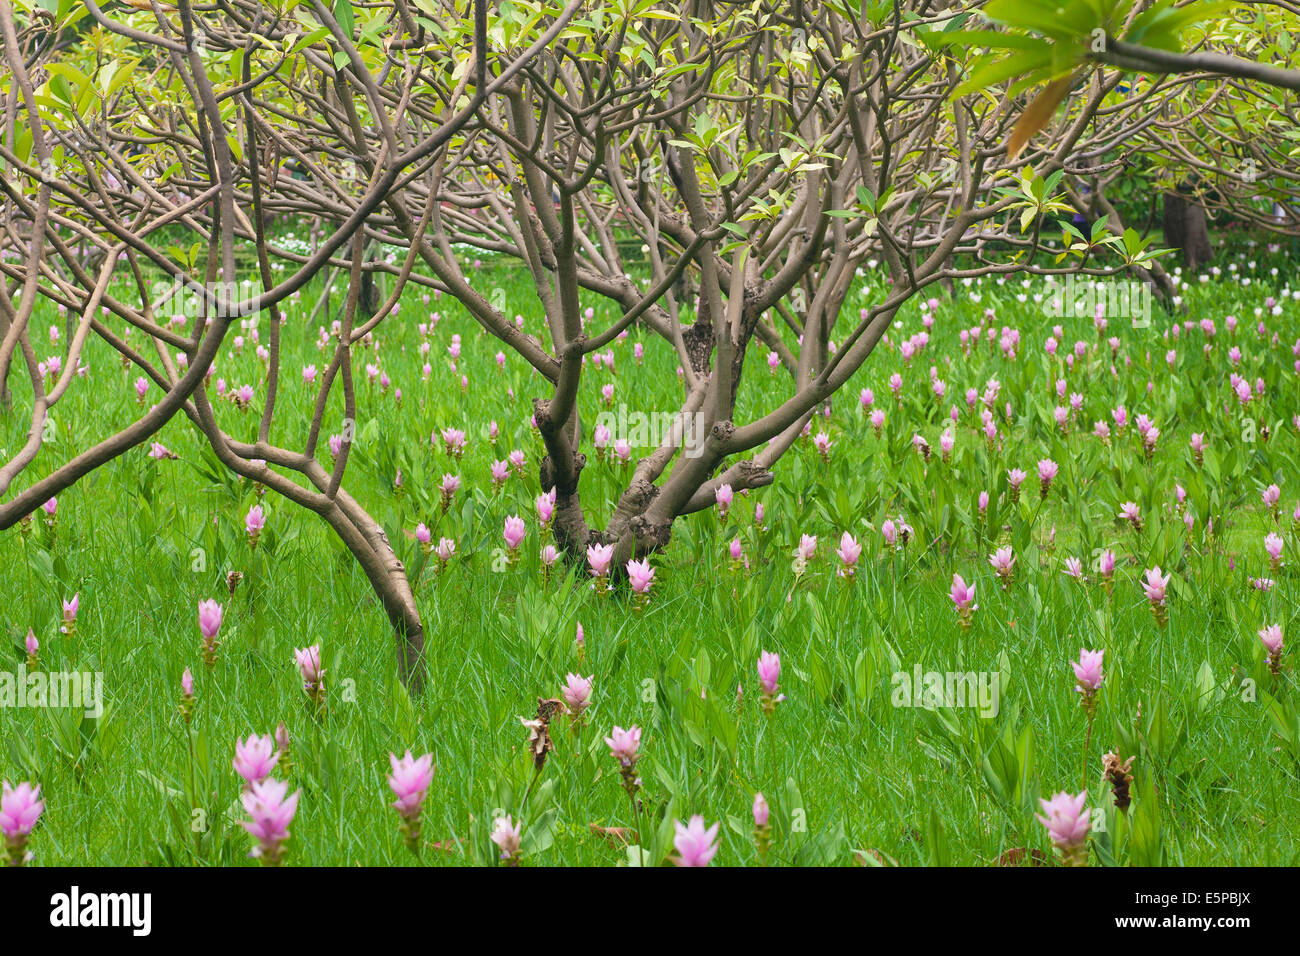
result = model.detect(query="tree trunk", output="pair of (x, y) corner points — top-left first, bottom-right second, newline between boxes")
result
(1163, 192), (1213, 270)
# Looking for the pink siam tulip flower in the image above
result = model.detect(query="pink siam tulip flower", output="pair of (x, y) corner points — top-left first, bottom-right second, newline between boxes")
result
(489, 459), (510, 486)
(754, 501), (766, 530)
(1142, 566), (1171, 627)
(715, 483), (733, 518)
(540, 544), (559, 571)
(439, 427), (467, 458)
(1119, 501), (1142, 533)
(179, 667), (195, 724)
(0, 780), (45, 866)
(836, 532), (862, 577)
(562, 673), (593, 717)
(672, 815), (720, 867)
(757, 651), (784, 713)
(198, 598), (223, 667)
(1189, 432), (1205, 465)
(435, 537), (456, 570)
(752, 792), (770, 829)
(491, 815), (522, 864)
(869, 408), (885, 436)
(233, 733), (280, 788)
(415, 523), (432, 555)
(245, 504), (266, 549)
(605, 725), (642, 797)
(388, 750), (435, 851)
(1263, 483), (1282, 519)
(950, 574), (977, 628)
(240, 778), (300, 866)
(439, 473), (460, 511)
(626, 558), (655, 606)
(294, 644), (326, 711)
(60, 593), (79, 636)
(1036, 790), (1090, 866)
(728, 536), (745, 569)
(503, 515), (526, 558)
(1259, 625), (1285, 675)
(536, 489), (556, 530)
(24, 629), (38, 668)
(1265, 532), (1285, 570)
(881, 519), (898, 549)
(1072, 648), (1104, 717)
(1063, 556), (1084, 580)
(587, 543), (614, 595)
(148, 442), (177, 460)
(1036, 459), (1059, 499)
(813, 432), (833, 461)
(1007, 468), (1026, 505)
(988, 546), (1015, 588)
(978, 491), (990, 514)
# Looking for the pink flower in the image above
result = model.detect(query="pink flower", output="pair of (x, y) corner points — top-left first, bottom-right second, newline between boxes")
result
(415, 523), (431, 546)
(836, 532), (862, 574)
(1141, 567), (1170, 626)
(946, 572), (977, 624)
(1098, 549), (1116, 578)
(240, 778), (300, 864)
(1265, 532), (1284, 569)
(490, 816), (522, 862)
(1263, 484), (1281, 509)
(1037, 459), (1058, 497)
(797, 534), (817, 562)
(626, 558), (655, 595)
(672, 815), (720, 867)
(562, 674), (593, 714)
(1063, 557), (1084, 580)
(1036, 790), (1090, 850)
(988, 546), (1014, 584)
(60, 593), (79, 630)
(233, 734), (280, 787)
(536, 489), (556, 526)
(245, 504), (265, 538)
(294, 644), (323, 684)
(198, 599), (223, 639)
(181, 667), (194, 698)
(0, 781), (45, 838)
(604, 725), (641, 767)
(503, 515), (526, 551)
(757, 651), (781, 696)
(715, 483), (733, 517)
(1259, 624), (1284, 655)
(587, 543), (614, 577)
(1072, 648), (1104, 694)
(752, 792), (770, 828)
(388, 751), (435, 818)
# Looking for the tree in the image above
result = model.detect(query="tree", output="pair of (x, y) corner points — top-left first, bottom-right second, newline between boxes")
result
(0, 0), (1191, 688)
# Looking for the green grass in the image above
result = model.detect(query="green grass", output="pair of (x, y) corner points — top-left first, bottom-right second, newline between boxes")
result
(2, 245), (1298, 866)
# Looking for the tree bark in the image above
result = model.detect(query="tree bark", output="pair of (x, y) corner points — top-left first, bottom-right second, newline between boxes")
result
(1163, 192), (1213, 270)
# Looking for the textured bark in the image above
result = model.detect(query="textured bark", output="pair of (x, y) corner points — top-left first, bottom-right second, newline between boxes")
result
(1163, 192), (1213, 270)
